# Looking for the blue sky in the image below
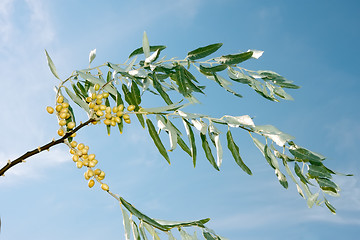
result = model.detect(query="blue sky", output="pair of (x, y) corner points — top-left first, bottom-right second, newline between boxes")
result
(0, 0), (360, 239)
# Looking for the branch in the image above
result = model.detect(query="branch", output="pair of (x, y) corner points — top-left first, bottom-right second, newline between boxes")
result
(0, 118), (95, 176)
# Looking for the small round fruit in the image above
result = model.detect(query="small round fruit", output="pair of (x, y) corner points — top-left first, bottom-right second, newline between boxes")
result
(77, 143), (85, 150)
(55, 105), (62, 112)
(91, 93), (97, 100)
(87, 169), (95, 177)
(127, 105), (135, 112)
(88, 179), (95, 188)
(84, 172), (90, 180)
(103, 92), (109, 98)
(105, 113), (112, 119)
(111, 120), (116, 126)
(67, 122), (75, 129)
(104, 119), (111, 125)
(71, 132), (76, 137)
(59, 112), (67, 119)
(94, 84), (100, 91)
(94, 169), (101, 176)
(76, 161), (83, 169)
(112, 106), (118, 113)
(99, 171), (105, 178)
(86, 96), (92, 103)
(116, 111), (123, 117)
(46, 106), (54, 114)
(57, 128), (65, 136)
(70, 141), (77, 148)
(59, 119), (67, 126)
(123, 114), (130, 120)
(72, 155), (79, 162)
(62, 102), (69, 108)
(117, 104), (124, 111)
(101, 183), (109, 191)
(89, 102), (95, 109)
(96, 110), (104, 117)
(57, 96), (64, 103)
(96, 94), (103, 100)
(124, 118), (131, 124)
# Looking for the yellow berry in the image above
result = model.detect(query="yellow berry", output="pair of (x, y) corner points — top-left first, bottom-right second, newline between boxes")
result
(46, 106), (54, 114)
(111, 120), (116, 126)
(104, 119), (111, 125)
(115, 117), (121, 123)
(87, 154), (95, 161)
(94, 169), (101, 175)
(59, 119), (67, 126)
(100, 105), (106, 111)
(101, 183), (109, 191)
(91, 159), (98, 166)
(127, 105), (135, 112)
(96, 94), (103, 100)
(105, 107), (111, 114)
(62, 102), (69, 108)
(99, 171), (105, 178)
(55, 105), (62, 112)
(105, 113), (112, 119)
(76, 161), (83, 168)
(70, 141), (77, 148)
(69, 149), (75, 154)
(117, 104), (124, 111)
(96, 99), (102, 105)
(57, 128), (65, 136)
(93, 105), (100, 111)
(89, 102), (95, 109)
(94, 84), (100, 91)
(112, 106), (118, 113)
(59, 112), (67, 119)
(96, 110), (104, 117)
(81, 148), (88, 155)
(123, 114), (130, 120)
(72, 155), (79, 162)
(87, 169), (95, 177)
(88, 179), (95, 188)
(83, 159), (89, 166)
(91, 93), (97, 100)
(71, 132), (76, 137)
(124, 118), (131, 124)
(57, 96), (64, 103)
(77, 143), (85, 150)
(67, 122), (75, 129)
(84, 172), (90, 180)
(88, 160), (96, 168)
(66, 113), (71, 119)
(116, 111), (123, 117)
(60, 108), (68, 113)
(103, 92), (109, 98)
(86, 96), (92, 103)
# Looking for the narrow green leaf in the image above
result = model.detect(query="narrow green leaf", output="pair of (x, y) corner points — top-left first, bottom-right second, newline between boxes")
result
(156, 115), (178, 151)
(89, 48), (96, 65)
(120, 197), (169, 231)
(64, 87), (90, 113)
(151, 75), (173, 105)
(316, 178), (338, 193)
(264, 145), (279, 169)
(252, 137), (265, 156)
(129, 45), (166, 59)
(289, 147), (324, 165)
(307, 192), (319, 208)
(200, 64), (228, 73)
(203, 231), (216, 240)
(227, 68), (251, 84)
(155, 218), (210, 228)
(146, 119), (170, 164)
(200, 133), (219, 171)
(44, 49), (60, 80)
(77, 70), (117, 96)
(308, 165), (332, 179)
(121, 206), (132, 240)
(139, 222), (148, 240)
(131, 81), (142, 105)
(71, 83), (85, 100)
(212, 74), (243, 98)
(172, 65), (189, 97)
(294, 163), (312, 185)
(187, 43), (223, 61)
(105, 98), (111, 136)
(226, 130), (252, 175)
(142, 31), (150, 58)
(139, 101), (184, 114)
(143, 222), (161, 240)
(183, 119), (197, 167)
(177, 135), (192, 157)
(324, 199), (336, 214)
(219, 51), (253, 65)
(275, 168), (288, 189)
(131, 220), (141, 240)
(76, 82), (88, 97)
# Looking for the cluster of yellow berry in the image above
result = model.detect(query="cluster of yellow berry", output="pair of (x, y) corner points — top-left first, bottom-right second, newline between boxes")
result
(46, 95), (76, 137)
(86, 84), (135, 126)
(68, 140), (109, 191)
(46, 94), (109, 191)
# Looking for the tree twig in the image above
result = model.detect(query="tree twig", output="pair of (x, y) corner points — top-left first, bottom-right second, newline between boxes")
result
(0, 118), (95, 176)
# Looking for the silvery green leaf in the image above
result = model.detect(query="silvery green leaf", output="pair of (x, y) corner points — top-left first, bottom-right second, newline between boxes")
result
(143, 222), (160, 240)
(131, 220), (140, 240)
(307, 192), (319, 208)
(222, 115), (255, 128)
(77, 70), (117, 96)
(45, 49), (60, 80)
(166, 231), (176, 240)
(191, 119), (207, 134)
(107, 62), (126, 73)
(125, 56), (137, 72)
(128, 69), (147, 78)
(177, 111), (208, 119)
(139, 101), (184, 113)
(254, 125), (294, 147)
(64, 87), (90, 113)
(248, 49), (264, 59)
(145, 49), (160, 63)
(142, 31), (150, 58)
(156, 115), (178, 151)
(89, 48), (96, 65)
(296, 184), (305, 198)
(209, 122), (223, 167)
(275, 168), (288, 189)
(121, 207), (131, 240)
(207, 74), (232, 86)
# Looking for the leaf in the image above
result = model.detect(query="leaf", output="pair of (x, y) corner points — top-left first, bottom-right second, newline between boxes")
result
(131, 220), (141, 240)
(155, 218), (210, 228)
(316, 178), (338, 193)
(211, 74), (243, 98)
(252, 137), (265, 156)
(177, 135), (192, 156)
(294, 163), (312, 185)
(324, 199), (336, 214)
(167, 231), (176, 240)
(200, 133), (220, 171)
(89, 48), (96, 65)
(227, 68), (252, 84)
(121, 206), (132, 240)
(200, 64), (228, 73)
(151, 74), (173, 105)
(289, 147), (325, 165)
(226, 130), (252, 175)
(140, 101), (184, 113)
(145, 49), (160, 64)
(203, 231), (216, 240)
(44, 49), (60, 80)
(64, 87), (90, 113)
(192, 119), (207, 135)
(139, 222), (148, 240)
(77, 70), (117, 96)
(307, 192), (319, 208)
(131, 81), (142, 105)
(209, 123), (223, 168)
(146, 119), (170, 164)
(107, 62), (126, 73)
(129, 45), (166, 59)
(264, 145), (279, 169)
(218, 51), (253, 65)
(142, 31), (150, 58)
(249, 49), (264, 59)
(156, 115), (178, 151)
(254, 125), (294, 147)
(187, 43), (223, 61)
(222, 115), (255, 128)
(183, 119), (197, 167)
(308, 165), (332, 179)
(76, 82), (88, 97)
(143, 222), (161, 240)
(120, 197), (169, 231)
(105, 98), (111, 136)
(275, 168), (288, 189)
